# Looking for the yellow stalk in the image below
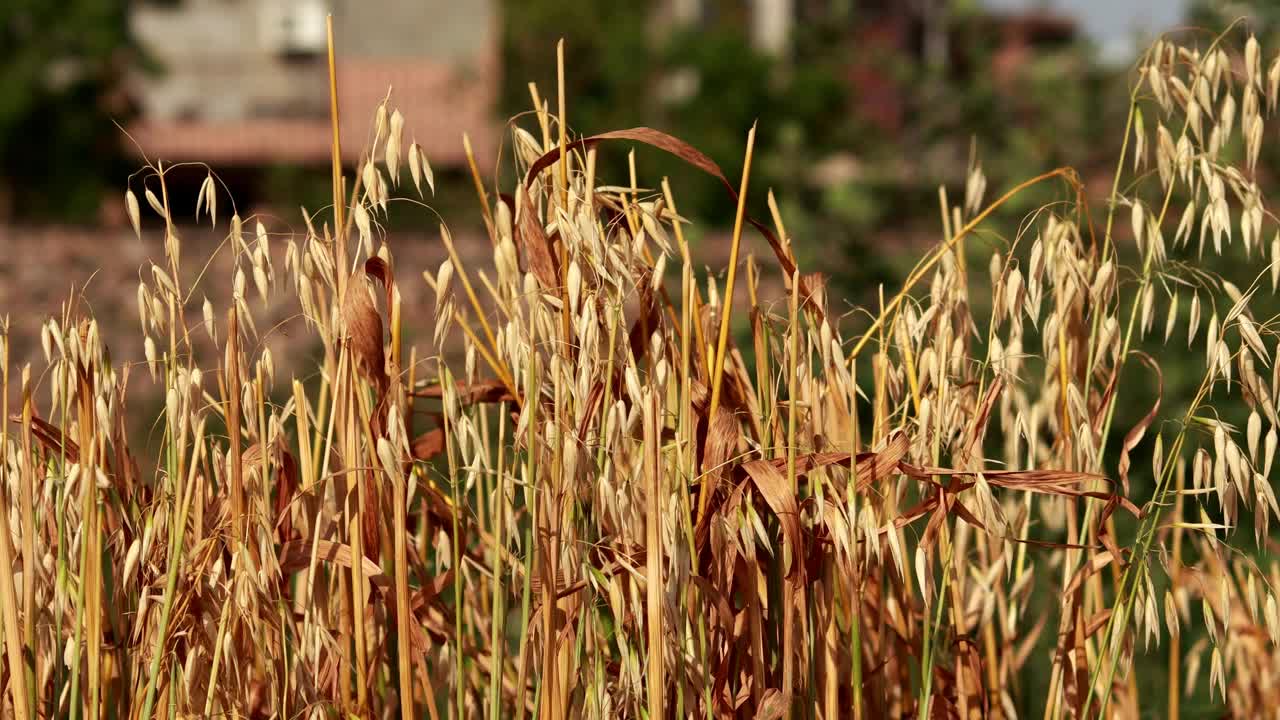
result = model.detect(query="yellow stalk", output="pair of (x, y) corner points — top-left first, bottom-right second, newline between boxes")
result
(464, 133), (496, 242)
(326, 14), (347, 300)
(529, 82), (551, 150)
(343, 364), (369, 710)
(391, 287), (414, 719)
(77, 369), (102, 720)
(0, 341), (28, 720)
(699, 123), (757, 518)
(226, 308), (244, 542)
(782, 270), (800, 716)
(585, 147), (597, 212)
(643, 382), (665, 718)
(19, 371), (36, 713)
(849, 354), (864, 720)
(556, 39), (569, 211)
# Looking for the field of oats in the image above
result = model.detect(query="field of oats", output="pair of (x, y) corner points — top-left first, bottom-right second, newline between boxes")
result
(9, 24), (1280, 719)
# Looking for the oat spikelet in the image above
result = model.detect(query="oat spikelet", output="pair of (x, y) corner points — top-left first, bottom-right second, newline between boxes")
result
(125, 189), (141, 239)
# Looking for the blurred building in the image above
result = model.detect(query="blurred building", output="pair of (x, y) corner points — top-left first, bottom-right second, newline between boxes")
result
(127, 0), (498, 170)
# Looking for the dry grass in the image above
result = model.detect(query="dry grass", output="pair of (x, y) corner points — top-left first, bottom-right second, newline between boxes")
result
(7, 26), (1280, 719)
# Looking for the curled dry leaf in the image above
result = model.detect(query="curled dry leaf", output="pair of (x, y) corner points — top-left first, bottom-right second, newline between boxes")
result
(412, 378), (516, 406)
(11, 413), (80, 462)
(342, 270), (387, 391)
(411, 427), (446, 462)
(278, 539), (390, 593)
(699, 404), (740, 504)
(739, 458), (805, 580)
(517, 184), (560, 290)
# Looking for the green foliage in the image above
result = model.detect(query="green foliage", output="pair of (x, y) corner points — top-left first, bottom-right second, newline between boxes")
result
(499, 1), (850, 225)
(0, 0), (138, 220)
(659, 25), (849, 223)
(499, 0), (651, 140)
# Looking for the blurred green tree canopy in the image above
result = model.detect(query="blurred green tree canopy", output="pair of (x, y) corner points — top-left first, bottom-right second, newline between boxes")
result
(0, 0), (137, 221)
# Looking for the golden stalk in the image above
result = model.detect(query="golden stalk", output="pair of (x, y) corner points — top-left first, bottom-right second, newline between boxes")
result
(18, 372), (36, 714)
(326, 14), (347, 300)
(782, 269), (800, 716)
(391, 284), (415, 720)
(699, 123), (757, 518)
(0, 342), (28, 720)
(643, 382), (665, 718)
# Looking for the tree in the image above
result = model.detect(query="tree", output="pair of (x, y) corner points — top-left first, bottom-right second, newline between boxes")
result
(500, 1), (652, 146)
(0, 0), (137, 221)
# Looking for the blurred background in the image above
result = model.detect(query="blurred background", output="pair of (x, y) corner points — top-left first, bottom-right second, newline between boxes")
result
(0, 1), (1257, 295)
(2, 1), (1263, 333)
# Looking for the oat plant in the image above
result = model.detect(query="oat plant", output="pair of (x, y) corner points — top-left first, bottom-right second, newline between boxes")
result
(5, 25), (1280, 720)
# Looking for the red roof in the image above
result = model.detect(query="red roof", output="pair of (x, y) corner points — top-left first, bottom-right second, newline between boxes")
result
(126, 57), (499, 169)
